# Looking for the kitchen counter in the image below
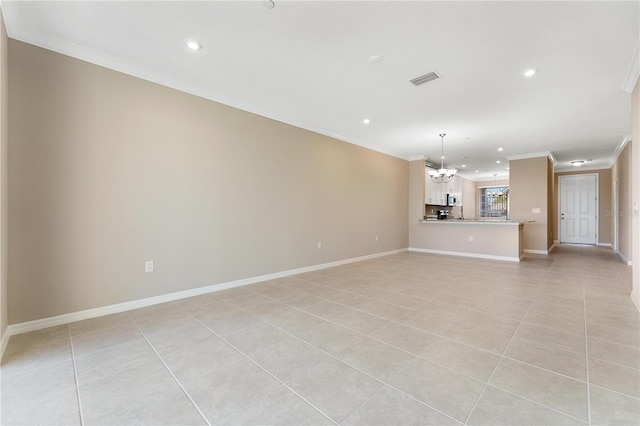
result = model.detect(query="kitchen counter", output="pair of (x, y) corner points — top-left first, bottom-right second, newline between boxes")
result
(420, 220), (524, 226)
(410, 219), (525, 262)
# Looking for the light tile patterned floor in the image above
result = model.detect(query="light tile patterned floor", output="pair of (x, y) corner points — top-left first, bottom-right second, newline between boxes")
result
(2, 245), (639, 425)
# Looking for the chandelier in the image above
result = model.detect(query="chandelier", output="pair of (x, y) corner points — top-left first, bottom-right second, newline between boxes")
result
(487, 173), (509, 197)
(428, 133), (457, 183)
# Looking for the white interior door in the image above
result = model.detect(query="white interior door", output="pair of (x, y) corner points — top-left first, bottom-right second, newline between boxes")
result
(559, 174), (597, 244)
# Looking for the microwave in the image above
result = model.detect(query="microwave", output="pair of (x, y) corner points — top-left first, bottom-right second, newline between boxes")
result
(447, 194), (457, 206)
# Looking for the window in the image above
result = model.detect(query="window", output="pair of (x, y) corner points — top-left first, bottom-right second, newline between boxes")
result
(479, 186), (509, 220)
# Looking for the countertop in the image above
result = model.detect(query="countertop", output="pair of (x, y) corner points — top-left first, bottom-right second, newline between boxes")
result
(419, 219), (525, 226)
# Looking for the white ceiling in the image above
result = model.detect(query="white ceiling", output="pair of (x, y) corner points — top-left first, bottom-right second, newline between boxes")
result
(2, 1), (639, 180)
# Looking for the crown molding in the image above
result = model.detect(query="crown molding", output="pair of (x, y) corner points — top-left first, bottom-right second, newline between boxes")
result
(622, 42), (640, 94)
(506, 151), (556, 165)
(608, 135), (632, 167)
(554, 164), (609, 173)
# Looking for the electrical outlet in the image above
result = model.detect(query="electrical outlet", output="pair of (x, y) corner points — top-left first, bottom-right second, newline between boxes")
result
(317, 241), (322, 249)
(375, 235), (379, 242)
(468, 236), (474, 242)
(532, 208), (541, 214)
(145, 260), (154, 272)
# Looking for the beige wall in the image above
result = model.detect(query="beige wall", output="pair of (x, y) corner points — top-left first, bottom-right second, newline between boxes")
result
(553, 169), (612, 246)
(509, 156), (550, 252)
(547, 159), (554, 248)
(0, 12), (8, 341)
(612, 144), (632, 261)
(410, 222), (523, 261)
(461, 177), (476, 220)
(632, 78), (639, 308)
(408, 160), (425, 243)
(8, 41), (409, 324)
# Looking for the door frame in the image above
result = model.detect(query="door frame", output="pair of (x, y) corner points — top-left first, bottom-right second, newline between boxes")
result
(613, 179), (619, 251)
(558, 173), (599, 244)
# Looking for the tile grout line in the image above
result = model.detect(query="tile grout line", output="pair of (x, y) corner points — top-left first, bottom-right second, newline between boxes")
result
(462, 273), (547, 425)
(67, 328), (86, 426)
(211, 262), (637, 414)
(582, 273), (592, 426)
(191, 306), (465, 426)
(130, 320), (212, 426)
(189, 315), (340, 426)
(204, 309), (466, 426)
(237, 279), (613, 396)
(484, 383), (589, 425)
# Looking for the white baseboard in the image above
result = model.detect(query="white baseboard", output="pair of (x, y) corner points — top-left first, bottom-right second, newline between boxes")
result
(408, 247), (521, 263)
(617, 251), (632, 266)
(1, 248), (407, 358)
(1, 328), (10, 358)
(597, 243), (613, 247)
(524, 249), (549, 255)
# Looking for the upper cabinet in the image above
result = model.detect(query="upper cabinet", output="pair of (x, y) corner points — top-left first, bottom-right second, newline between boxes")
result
(425, 169), (463, 206)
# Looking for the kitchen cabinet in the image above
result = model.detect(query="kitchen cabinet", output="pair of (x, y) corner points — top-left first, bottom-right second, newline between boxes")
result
(425, 168), (446, 205)
(425, 170), (463, 206)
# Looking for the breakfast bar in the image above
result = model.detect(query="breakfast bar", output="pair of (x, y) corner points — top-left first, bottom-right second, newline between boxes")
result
(409, 220), (525, 262)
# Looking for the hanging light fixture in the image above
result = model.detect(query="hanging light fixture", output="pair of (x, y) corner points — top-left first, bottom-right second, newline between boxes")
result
(488, 173), (499, 197)
(428, 133), (457, 183)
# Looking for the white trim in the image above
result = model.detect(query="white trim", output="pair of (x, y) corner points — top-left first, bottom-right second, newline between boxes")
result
(558, 173), (598, 245)
(617, 251), (632, 266)
(506, 151), (555, 163)
(409, 155), (426, 162)
(3, 25), (409, 162)
(622, 42), (640, 94)
(554, 164), (609, 173)
(596, 243), (612, 247)
(608, 136), (632, 168)
(1, 248), (406, 353)
(408, 247), (521, 262)
(0, 330), (9, 359)
(524, 249), (549, 255)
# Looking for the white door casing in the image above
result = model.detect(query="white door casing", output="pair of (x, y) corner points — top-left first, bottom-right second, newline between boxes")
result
(559, 174), (597, 244)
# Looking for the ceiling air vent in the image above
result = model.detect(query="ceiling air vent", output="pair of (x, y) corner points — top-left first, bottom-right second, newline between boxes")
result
(410, 71), (441, 86)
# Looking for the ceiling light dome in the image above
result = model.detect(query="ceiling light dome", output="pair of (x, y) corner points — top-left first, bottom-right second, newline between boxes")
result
(186, 40), (202, 50)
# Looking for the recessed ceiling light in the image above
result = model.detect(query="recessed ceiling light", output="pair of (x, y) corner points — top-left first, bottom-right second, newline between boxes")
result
(496, 160), (501, 164)
(461, 164), (466, 168)
(571, 160), (585, 167)
(186, 40), (202, 50)
(497, 147), (503, 152)
(369, 55), (383, 64)
(263, 0), (275, 9)
(363, 118), (370, 124)
(475, 170), (479, 173)
(523, 68), (538, 77)
(506, 167), (510, 170)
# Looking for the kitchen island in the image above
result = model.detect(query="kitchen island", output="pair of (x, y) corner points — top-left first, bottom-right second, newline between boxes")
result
(409, 220), (525, 262)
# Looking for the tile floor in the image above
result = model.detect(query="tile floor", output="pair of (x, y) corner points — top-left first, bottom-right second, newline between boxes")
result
(1, 245), (639, 425)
